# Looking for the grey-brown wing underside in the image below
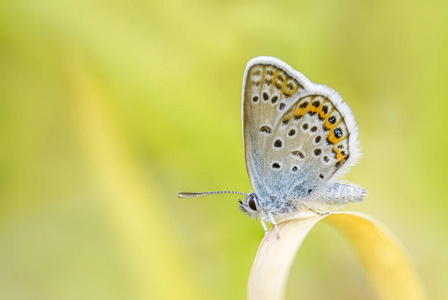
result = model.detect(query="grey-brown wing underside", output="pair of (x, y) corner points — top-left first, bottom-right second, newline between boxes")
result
(242, 57), (362, 203)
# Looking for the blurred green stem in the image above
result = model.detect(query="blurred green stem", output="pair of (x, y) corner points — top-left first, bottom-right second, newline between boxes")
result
(67, 53), (202, 299)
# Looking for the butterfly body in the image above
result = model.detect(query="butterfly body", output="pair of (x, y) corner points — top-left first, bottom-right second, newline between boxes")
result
(179, 56), (366, 237)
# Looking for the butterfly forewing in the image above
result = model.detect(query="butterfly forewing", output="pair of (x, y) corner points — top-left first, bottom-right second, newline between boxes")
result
(243, 61), (306, 198)
(242, 57), (360, 203)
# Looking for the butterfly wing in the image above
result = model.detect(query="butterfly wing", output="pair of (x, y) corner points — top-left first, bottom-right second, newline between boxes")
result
(242, 57), (361, 203)
(242, 58), (305, 199)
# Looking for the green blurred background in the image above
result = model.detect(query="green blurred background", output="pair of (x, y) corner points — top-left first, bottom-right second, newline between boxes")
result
(1, 0), (446, 299)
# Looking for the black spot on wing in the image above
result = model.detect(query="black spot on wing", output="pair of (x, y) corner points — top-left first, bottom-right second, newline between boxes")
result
(259, 125), (271, 134)
(263, 92), (269, 101)
(291, 150), (305, 159)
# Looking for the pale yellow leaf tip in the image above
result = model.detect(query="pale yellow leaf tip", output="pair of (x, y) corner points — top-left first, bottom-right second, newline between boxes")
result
(248, 212), (426, 300)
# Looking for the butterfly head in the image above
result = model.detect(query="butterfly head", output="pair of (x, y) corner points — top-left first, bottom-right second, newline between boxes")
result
(238, 193), (262, 219)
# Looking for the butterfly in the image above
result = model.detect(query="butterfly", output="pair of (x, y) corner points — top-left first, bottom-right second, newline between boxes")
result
(179, 57), (367, 239)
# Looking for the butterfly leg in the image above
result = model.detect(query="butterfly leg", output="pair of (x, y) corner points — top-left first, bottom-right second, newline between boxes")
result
(308, 207), (330, 216)
(261, 218), (269, 241)
(268, 212), (280, 239)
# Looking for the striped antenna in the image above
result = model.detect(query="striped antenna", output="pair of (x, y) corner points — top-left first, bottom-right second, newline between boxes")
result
(178, 191), (249, 198)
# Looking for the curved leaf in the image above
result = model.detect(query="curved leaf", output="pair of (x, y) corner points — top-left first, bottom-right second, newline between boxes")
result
(248, 212), (426, 300)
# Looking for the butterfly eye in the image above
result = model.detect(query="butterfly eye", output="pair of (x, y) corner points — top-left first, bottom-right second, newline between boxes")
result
(248, 198), (257, 211)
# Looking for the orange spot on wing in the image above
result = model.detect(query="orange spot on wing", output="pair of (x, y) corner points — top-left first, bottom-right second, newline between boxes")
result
(294, 104), (309, 117)
(324, 119), (332, 129)
(334, 148), (344, 160)
(332, 147), (348, 162)
(319, 104), (333, 120)
(328, 131), (340, 144)
(309, 104), (320, 114)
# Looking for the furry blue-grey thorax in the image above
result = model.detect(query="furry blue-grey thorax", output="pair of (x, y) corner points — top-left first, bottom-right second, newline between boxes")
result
(239, 192), (299, 221)
(238, 181), (367, 222)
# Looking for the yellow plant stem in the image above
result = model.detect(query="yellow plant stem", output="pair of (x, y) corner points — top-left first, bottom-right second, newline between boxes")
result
(248, 212), (426, 300)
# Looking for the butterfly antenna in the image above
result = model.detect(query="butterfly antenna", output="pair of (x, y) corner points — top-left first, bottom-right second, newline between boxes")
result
(178, 191), (249, 198)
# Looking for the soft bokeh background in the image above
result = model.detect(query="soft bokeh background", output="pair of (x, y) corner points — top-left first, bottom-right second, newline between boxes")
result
(1, 0), (447, 299)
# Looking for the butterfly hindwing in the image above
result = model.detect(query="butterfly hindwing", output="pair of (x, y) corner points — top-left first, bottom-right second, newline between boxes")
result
(265, 95), (354, 200)
(242, 57), (361, 204)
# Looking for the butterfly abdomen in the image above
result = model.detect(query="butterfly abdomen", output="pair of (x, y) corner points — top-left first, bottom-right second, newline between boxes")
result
(313, 183), (367, 205)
